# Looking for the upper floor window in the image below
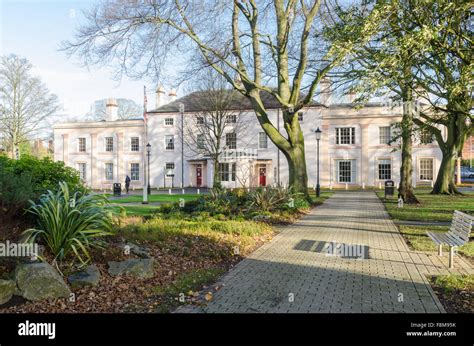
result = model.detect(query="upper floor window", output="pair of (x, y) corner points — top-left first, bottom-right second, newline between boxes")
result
(420, 129), (434, 144)
(78, 138), (86, 152)
(197, 134), (205, 150)
(131, 137), (140, 151)
(226, 114), (237, 123)
(226, 132), (237, 149)
(258, 132), (268, 149)
(197, 116), (204, 125)
(379, 126), (391, 145)
(105, 137), (114, 152)
(164, 118), (174, 126)
(336, 127), (355, 145)
(165, 135), (175, 150)
(297, 112), (304, 122)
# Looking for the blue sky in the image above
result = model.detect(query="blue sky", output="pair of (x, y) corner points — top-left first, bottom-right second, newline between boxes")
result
(0, 0), (154, 119)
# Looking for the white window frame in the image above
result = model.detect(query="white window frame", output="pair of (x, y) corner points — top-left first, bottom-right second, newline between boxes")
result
(77, 162), (87, 181)
(418, 157), (434, 181)
(379, 126), (391, 145)
(258, 132), (268, 149)
(165, 135), (175, 150)
(335, 159), (356, 183)
(297, 112), (304, 122)
(226, 132), (237, 149)
(196, 134), (205, 150)
(218, 162), (236, 182)
(164, 117), (174, 126)
(420, 130), (434, 145)
(226, 114), (237, 124)
(377, 158), (392, 180)
(105, 163), (114, 181)
(130, 163), (140, 181)
(105, 136), (114, 152)
(335, 127), (355, 145)
(78, 137), (86, 152)
(131, 137), (140, 152)
(165, 162), (175, 177)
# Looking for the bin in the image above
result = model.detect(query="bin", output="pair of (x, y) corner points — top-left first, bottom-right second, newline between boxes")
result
(113, 183), (121, 197)
(384, 180), (395, 198)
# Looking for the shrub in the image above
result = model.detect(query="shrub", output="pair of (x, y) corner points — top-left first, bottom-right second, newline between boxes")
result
(247, 186), (297, 212)
(0, 156), (87, 218)
(23, 182), (115, 264)
(0, 168), (35, 217)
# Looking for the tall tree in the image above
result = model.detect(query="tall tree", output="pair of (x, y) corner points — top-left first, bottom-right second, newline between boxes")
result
(324, 1), (422, 202)
(181, 71), (249, 188)
(407, 0), (473, 194)
(0, 54), (59, 159)
(62, 0), (367, 197)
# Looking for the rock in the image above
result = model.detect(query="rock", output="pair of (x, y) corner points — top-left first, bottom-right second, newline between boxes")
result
(107, 259), (154, 278)
(0, 280), (16, 305)
(15, 262), (71, 301)
(124, 243), (151, 258)
(68, 265), (101, 289)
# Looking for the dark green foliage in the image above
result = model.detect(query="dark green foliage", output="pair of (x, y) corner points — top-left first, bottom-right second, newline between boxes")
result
(0, 155), (86, 218)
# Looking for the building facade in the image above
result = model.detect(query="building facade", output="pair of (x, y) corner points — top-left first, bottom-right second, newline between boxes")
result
(53, 87), (444, 190)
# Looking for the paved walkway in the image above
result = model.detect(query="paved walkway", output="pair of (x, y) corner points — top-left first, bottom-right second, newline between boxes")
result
(177, 191), (472, 313)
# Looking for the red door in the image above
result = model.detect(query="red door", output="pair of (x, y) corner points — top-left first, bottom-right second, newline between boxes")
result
(259, 166), (266, 186)
(196, 166), (202, 187)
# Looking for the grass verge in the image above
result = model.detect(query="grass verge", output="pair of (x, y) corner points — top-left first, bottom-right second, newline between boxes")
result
(428, 275), (474, 313)
(376, 189), (474, 222)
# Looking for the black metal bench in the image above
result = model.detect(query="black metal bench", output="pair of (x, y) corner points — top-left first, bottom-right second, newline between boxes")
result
(427, 210), (473, 268)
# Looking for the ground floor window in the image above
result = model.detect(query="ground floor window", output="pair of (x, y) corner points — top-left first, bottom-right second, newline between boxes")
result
(77, 163), (86, 181)
(377, 159), (392, 180)
(218, 162), (236, 182)
(419, 158), (434, 180)
(165, 162), (175, 177)
(105, 163), (113, 181)
(335, 159), (356, 183)
(130, 163), (139, 181)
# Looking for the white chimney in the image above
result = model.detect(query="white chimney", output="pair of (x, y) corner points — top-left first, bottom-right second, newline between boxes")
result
(156, 85), (166, 108)
(105, 98), (118, 121)
(168, 88), (177, 103)
(319, 78), (331, 105)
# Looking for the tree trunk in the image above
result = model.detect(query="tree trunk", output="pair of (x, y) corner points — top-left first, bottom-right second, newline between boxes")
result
(212, 159), (221, 189)
(432, 145), (461, 195)
(284, 144), (309, 197)
(431, 100), (468, 195)
(398, 133), (418, 203)
(398, 89), (419, 204)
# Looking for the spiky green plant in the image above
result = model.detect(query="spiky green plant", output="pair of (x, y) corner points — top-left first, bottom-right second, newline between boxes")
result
(23, 182), (115, 264)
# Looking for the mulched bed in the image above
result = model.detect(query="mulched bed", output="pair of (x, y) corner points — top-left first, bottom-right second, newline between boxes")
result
(429, 279), (474, 313)
(0, 232), (273, 313)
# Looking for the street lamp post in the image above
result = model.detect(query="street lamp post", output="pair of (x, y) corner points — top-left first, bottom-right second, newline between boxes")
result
(315, 127), (322, 197)
(146, 143), (151, 195)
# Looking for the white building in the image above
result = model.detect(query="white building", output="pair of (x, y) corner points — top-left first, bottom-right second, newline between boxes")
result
(53, 85), (443, 190)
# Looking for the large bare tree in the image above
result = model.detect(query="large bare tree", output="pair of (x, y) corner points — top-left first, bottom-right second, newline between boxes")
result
(181, 71), (249, 188)
(62, 0), (363, 197)
(0, 54), (59, 159)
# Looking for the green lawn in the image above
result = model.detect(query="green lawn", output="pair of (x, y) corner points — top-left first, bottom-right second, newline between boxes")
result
(399, 225), (473, 259)
(377, 189), (474, 222)
(112, 205), (161, 216)
(106, 193), (199, 204)
(377, 189), (474, 259)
